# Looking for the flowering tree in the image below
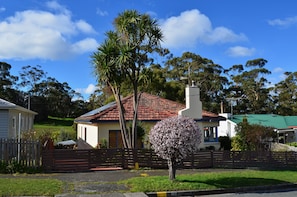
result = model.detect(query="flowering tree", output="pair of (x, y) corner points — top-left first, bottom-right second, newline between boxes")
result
(149, 115), (202, 180)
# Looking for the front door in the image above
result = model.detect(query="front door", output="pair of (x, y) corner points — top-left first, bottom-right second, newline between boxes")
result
(109, 130), (123, 148)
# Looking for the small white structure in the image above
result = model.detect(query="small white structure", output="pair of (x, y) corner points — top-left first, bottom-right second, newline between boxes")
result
(0, 98), (37, 138)
(217, 113), (237, 137)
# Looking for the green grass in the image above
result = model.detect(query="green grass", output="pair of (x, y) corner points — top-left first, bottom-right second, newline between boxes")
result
(0, 178), (64, 196)
(1, 170), (297, 195)
(32, 116), (76, 142)
(120, 170), (297, 192)
(36, 116), (74, 126)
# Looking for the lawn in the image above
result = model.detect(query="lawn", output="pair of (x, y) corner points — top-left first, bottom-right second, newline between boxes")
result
(120, 170), (297, 192)
(0, 178), (64, 196)
(1, 170), (296, 195)
(33, 116), (76, 142)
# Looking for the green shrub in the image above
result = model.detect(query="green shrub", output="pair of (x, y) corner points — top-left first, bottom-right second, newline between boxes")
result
(287, 142), (297, 147)
(0, 160), (42, 174)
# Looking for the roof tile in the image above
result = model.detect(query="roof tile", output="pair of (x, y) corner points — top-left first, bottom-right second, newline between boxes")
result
(75, 92), (220, 122)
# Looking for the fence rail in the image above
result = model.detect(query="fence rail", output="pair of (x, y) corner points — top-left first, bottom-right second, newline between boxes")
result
(42, 149), (297, 172)
(0, 138), (42, 168)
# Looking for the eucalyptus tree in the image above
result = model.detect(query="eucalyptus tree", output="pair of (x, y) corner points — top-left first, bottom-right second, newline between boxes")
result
(92, 10), (164, 148)
(18, 65), (47, 110)
(225, 58), (272, 114)
(0, 62), (22, 105)
(165, 52), (229, 112)
(273, 72), (297, 115)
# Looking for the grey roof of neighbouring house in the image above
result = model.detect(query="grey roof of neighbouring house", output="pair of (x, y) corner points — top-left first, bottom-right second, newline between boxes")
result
(0, 98), (37, 114)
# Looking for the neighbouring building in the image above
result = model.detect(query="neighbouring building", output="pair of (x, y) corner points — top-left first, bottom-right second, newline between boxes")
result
(0, 98), (37, 138)
(218, 113), (297, 143)
(75, 84), (225, 150)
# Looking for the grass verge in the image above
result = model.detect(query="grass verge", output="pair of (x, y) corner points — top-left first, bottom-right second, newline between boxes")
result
(120, 170), (297, 192)
(1, 170), (297, 195)
(0, 178), (64, 196)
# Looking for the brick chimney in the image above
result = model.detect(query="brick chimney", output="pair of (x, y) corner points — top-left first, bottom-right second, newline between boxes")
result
(178, 81), (202, 119)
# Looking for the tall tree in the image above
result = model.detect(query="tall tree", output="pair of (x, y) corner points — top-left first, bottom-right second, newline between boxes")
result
(114, 10), (164, 148)
(18, 65), (47, 110)
(0, 62), (22, 105)
(92, 31), (130, 148)
(92, 10), (164, 148)
(36, 77), (79, 118)
(165, 52), (228, 112)
(226, 58), (272, 114)
(274, 72), (297, 115)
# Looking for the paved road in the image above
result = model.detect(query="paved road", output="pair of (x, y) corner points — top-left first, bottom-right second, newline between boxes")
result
(202, 188), (297, 197)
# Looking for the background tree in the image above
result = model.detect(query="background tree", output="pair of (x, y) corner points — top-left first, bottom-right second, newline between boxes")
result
(0, 62), (22, 105)
(18, 65), (47, 110)
(232, 117), (276, 151)
(226, 58), (272, 114)
(149, 116), (201, 180)
(273, 72), (297, 115)
(165, 52), (228, 112)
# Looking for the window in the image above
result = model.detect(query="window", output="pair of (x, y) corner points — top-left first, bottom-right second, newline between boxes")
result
(12, 117), (16, 129)
(204, 126), (218, 142)
(84, 127), (87, 141)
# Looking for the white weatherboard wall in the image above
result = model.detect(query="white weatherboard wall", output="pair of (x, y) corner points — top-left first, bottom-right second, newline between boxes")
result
(77, 124), (98, 147)
(217, 113), (237, 137)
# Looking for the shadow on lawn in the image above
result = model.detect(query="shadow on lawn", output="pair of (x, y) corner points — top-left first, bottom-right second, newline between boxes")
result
(177, 177), (289, 189)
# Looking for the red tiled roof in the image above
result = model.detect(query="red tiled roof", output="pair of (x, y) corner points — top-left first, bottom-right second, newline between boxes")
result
(75, 92), (221, 123)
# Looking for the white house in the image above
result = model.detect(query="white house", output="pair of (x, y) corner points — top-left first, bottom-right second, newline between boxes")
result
(0, 98), (37, 138)
(217, 113), (237, 137)
(75, 83), (225, 150)
(218, 113), (297, 143)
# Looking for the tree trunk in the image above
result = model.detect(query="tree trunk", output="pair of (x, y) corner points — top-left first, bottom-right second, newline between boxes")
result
(110, 85), (131, 148)
(168, 158), (176, 180)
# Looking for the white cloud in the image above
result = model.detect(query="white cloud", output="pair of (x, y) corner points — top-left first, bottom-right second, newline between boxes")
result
(160, 9), (247, 49)
(268, 16), (297, 27)
(272, 67), (284, 73)
(76, 84), (98, 95)
(71, 38), (98, 54)
(46, 0), (71, 15)
(76, 20), (96, 34)
(96, 8), (108, 16)
(226, 46), (255, 57)
(0, 1), (98, 60)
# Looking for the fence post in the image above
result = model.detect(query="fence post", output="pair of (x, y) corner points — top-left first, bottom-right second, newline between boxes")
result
(211, 151), (214, 168)
(232, 151), (235, 168)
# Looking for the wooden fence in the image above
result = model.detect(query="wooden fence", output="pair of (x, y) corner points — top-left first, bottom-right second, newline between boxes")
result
(42, 149), (297, 172)
(0, 138), (42, 168)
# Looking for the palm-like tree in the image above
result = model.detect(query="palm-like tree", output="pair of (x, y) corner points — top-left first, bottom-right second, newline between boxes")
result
(114, 10), (163, 148)
(92, 10), (164, 148)
(92, 31), (132, 148)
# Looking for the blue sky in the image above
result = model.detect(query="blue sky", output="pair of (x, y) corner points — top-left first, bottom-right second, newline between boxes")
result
(1, 0), (297, 100)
